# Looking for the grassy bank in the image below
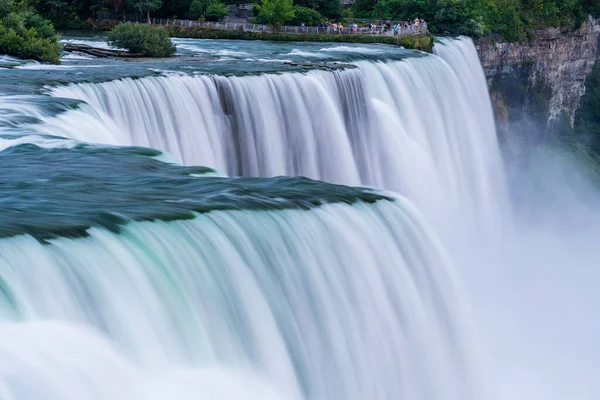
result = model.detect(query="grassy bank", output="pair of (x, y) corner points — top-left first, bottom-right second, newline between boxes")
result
(165, 26), (433, 52)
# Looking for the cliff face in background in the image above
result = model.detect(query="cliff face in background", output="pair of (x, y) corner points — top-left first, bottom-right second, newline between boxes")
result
(476, 18), (600, 151)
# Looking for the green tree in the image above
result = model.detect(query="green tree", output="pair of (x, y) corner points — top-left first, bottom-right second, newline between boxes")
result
(387, 0), (427, 20)
(0, 0), (14, 18)
(494, 0), (522, 41)
(558, 0), (585, 28)
(130, 0), (162, 22)
(187, 0), (205, 18)
(289, 5), (325, 25)
(0, 2), (61, 63)
(27, 0), (68, 20)
(205, 0), (227, 20)
(372, 0), (390, 19)
(158, 0), (192, 17)
(581, 0), (600, 15)
(71, 0), (103, 18)
(431, 0), (476, 34)
(255, 0), (295, 32)
(350, 0), (376, 19)
(107, 22), (176, 56)
(187, 0), (227, 21)
(293, 0), (341, 19)
(105, 0), (126, 12)
(317, 0), (341, 19)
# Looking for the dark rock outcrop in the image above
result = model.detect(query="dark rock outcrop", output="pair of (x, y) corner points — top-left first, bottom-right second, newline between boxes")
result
(476, 17), (600, 149)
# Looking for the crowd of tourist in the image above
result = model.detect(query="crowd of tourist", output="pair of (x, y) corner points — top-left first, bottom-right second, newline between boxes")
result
(393, 19), (427, 35)
(306, 18), (426, 35)
(311, 22), (358, 33)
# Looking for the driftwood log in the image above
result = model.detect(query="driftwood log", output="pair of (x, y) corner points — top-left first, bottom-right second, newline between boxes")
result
(283, 61), (356, 71)
(63, 44), (143, 58)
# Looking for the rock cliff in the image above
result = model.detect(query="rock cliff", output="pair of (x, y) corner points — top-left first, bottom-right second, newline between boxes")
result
(476, 17), (600, 146)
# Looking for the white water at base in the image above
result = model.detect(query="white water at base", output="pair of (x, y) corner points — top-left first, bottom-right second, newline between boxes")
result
(0, 321), (290, 400)
(46, 37), (509, 233)
(0, 199), (480, 400)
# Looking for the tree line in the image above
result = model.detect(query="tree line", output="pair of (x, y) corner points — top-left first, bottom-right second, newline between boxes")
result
(4, 0), (600, 39)
(29, 0), (341, 29)
(2, 0), (600, 65)
(351, 0), (600, 40)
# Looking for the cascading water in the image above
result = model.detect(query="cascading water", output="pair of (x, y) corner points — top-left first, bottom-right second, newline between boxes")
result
(1, 203), (476, 400)
(0, 37), (513, 400)
(44, 37), (509, 232)
(0, 141), (479, 400)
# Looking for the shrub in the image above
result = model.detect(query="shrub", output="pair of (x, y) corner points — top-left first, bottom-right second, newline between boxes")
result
(23, 11), (56, 38)
(91, 19), (118, 30)
(2, 10), (26, 34)
(129, 0), (163, 23)
(19, 34), (62, 62)
(187, 0), (205, 19)
(50, 14), (94, 30)
(0, 21), (61, 63)
(0, 0), (13, 19)
(205, 1), (228, 21)
(0, 6), (61, 63)
(187, 0), (228, 21)
(255, 0), (295, 32)
(289, 6), (325, 26)
(107, 22), (176, 57)
(495, 3), (522, 42)
(372, 0), (390, 20)
(460, 16), (485, 39)
(166, 25), (434, 51)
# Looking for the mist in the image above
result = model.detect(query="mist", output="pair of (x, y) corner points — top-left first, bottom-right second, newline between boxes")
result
(456, 130), (600, 400)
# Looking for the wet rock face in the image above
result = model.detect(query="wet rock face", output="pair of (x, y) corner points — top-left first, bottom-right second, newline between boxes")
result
(476, 17), (600, 135)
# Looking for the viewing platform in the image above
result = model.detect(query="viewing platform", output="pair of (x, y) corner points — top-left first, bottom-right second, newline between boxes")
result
(98, 15), (428, 39)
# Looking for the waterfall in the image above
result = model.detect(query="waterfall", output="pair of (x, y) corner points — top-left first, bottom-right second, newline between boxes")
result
(45, 37), (508, 231)
(0, 37), (511, 399)
(0, 197), (478, 400)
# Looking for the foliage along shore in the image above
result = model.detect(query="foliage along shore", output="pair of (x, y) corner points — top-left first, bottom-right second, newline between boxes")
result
(59, 20), (433, 53)
(30, 0), (600, 44)
(164, 25), (434, 52)
(0, 0), (61, 63)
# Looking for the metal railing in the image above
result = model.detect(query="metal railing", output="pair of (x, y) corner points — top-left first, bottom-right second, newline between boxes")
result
(99, 15), (428, 38)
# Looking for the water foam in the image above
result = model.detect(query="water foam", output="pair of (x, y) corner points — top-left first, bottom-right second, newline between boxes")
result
(0, 199), (480, 400)
(46, 38), (508, 232)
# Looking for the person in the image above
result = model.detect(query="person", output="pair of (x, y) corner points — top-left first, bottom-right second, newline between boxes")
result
(301, 22), (305, 32)
(393, 24), (398, 36)
(339, 22), (344, 34)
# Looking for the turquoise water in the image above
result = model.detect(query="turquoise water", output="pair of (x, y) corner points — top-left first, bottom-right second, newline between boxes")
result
(6, 36), (597, 400)
(0, 35), (420, 94)
(0, 37), (486, 400)
(0, 38), (399, 241)
(0, 138), (389, 241)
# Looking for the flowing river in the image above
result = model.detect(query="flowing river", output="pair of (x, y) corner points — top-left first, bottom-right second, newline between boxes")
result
(0, 34), (598, 400)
